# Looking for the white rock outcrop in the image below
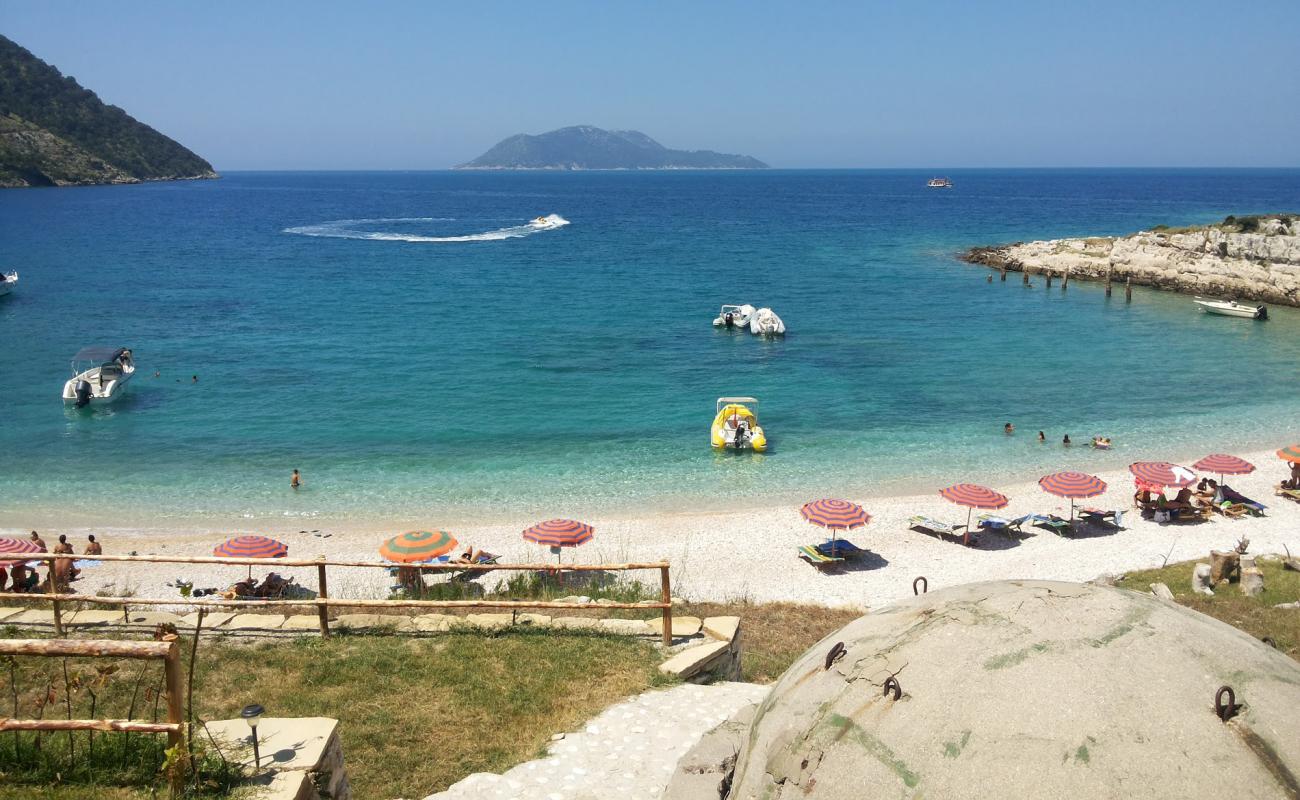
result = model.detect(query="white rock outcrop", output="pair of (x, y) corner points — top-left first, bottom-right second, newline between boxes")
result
(965, 216), (1300, 306)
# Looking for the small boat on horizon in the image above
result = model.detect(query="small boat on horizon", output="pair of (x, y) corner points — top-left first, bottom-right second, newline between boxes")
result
(1194, 298), (1267, 320)
(0, 270), (16, 296)
(711, 396), (768, 452)
(62, 346), (135, 407)
(927, 177), (953, 188)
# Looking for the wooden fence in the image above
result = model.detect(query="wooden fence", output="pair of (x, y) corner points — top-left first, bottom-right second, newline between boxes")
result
(0, 553), (675, 645)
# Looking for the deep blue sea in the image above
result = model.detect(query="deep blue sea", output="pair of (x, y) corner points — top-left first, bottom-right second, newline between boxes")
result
(2, 169), (1298, 525)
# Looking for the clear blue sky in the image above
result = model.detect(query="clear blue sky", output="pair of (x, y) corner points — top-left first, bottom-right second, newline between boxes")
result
(4, 0), (1298, 169)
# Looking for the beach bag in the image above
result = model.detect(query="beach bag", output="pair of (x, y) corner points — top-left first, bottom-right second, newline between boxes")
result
(1153, 511), (1170, 523)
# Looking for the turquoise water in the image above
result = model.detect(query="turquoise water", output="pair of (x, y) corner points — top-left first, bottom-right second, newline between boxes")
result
(1, 169), (1298, 523)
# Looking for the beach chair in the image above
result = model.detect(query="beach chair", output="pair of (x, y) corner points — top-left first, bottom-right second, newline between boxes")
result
(908, 515), (971, 544)
(814, 540), (866, 559)
(1217, 486), (1266, 516)
(1009, 513), (1074, 536)
(1078, 508), (1125, 529)
(450, 552), (500, 582)
(798, 544), (845, 569)
(1276, 487), (1300, 505)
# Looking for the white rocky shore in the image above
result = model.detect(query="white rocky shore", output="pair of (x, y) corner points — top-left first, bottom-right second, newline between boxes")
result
(964, 215), (1300, 306)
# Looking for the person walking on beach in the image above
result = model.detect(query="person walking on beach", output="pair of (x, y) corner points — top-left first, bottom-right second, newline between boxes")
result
(291, 469), (301, 490)
(85, 535), (102, 556)
(29, 531), (46, 552)
(1004, 423), (1015, 435)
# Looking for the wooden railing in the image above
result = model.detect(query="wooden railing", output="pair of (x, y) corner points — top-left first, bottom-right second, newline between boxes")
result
(1, 553), (675, 645)
(0, 638), (183, 742)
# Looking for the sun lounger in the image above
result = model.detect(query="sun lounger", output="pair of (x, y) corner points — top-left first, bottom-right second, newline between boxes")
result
(1277, 487), (1300, 504)
(976, 514), (1011, 531)
(814, 540), (866, 558)
(1008, 513), (1074, 536)
(450, 553), (500, 582)
(1217, 486), (1266, 515)
(798, 544), (845, 568)
(1078, 508), (1125, 528)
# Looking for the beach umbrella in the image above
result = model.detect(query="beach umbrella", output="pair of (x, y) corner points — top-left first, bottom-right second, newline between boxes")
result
(522, 519), (594, 564)
(379, 530), (459, 564)
(1128, 461), (1195, 489)
(799, 498), (871, 556)
(0, 537), (41, 569)
(1278, 444), (1300, 464)
(939, 484), (1009, 546)
(1038, 471), (1107, 522)
(1192, 454), (1256, 483)
(213, 535), (288, 578)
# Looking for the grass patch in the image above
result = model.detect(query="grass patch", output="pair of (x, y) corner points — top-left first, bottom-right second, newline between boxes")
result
(2, 628), (670, 798)
(1115, 557), (1300, 660)
(682, 601), (863, 683)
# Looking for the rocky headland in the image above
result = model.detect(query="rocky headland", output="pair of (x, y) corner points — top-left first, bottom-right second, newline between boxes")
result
(963, 215), (1300, 307)
(457, 125), (767, 170)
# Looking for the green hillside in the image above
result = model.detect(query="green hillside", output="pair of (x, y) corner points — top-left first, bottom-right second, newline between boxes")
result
(0, 34), (215, 187)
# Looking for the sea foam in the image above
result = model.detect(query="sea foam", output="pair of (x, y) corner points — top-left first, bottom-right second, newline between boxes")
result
(284, 214), (569, 243)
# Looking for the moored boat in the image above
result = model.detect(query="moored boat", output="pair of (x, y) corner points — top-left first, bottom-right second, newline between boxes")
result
(749, 307), (786, 336)
(713, 304), (756, 329)
(711, 397), (768, 452)
(62, 346), (136, 407)
(927, 177), (952, 188)
(0, 270), (16, 296)
(1194, 298), (1267, 320)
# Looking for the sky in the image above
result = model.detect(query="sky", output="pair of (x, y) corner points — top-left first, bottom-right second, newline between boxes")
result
(3, 1), (1298, 170)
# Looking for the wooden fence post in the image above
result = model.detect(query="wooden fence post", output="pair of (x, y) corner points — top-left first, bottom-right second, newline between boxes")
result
(162, 637), (187, 790)
(659, 565), (672, 647)
(316, 559), (330, 639)
(51, 597), (64, 637)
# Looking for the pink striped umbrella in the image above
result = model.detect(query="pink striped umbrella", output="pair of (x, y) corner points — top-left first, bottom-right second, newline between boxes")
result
(523, 519), (594, 564)
(213, 535), (288, 578)
(940, 484), (1009, 546)
(1192, 454), (1255, 482)
(0, 537), (41, 569)
(1039, 471), (1108, 521)
(800, 499), (871, 556)
(1128, 462), (1195, 489)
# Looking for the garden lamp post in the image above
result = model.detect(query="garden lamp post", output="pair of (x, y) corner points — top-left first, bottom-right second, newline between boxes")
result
(241, 704), (265, 768)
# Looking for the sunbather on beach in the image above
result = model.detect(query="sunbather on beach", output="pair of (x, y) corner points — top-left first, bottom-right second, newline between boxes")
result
(84, 535), (102, 556)
(29, 531), (46, 552)
(255, 572), (291, 597)
(52, 535), (79, 580)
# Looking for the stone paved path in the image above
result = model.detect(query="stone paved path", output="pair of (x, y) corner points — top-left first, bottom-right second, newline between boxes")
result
(422, 682), (769, 800)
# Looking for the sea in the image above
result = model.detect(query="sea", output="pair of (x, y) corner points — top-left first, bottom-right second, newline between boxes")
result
(2, 169), (1298, 527)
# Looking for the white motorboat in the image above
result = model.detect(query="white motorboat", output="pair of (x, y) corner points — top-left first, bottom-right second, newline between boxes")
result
(749, 307), (786, 336)
(0, 270), (16, 296)
(62, 346), (136, 407)
(713, 304), (756, 329)
(1194, 298), (1267, 320)
(927, 177), (952, 188)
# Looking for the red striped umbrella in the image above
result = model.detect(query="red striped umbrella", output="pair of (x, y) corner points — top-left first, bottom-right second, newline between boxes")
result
(940, 484), (1009, 545)
(1192, 454), (1255, 482)
(0, 537), (41, 568)
(379, 530), (459, 564)
(213, 535), (288, 578)
(523, 519), (594, 563)
(1279, 444), (1300, 464)
(800, 499), (870, 556)
(1038, 472), (1107, 521)
(1128, 461), (1195, 489)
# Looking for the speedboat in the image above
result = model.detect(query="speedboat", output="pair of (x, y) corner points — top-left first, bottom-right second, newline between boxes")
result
(749, 307), (786, 336)
(0, 270), (16, 296)
(713, 304), (756, 329)
(62, 346), (135, 407)
(1194, 298), (1267, 320)
(711, 397), (768, 452)
(927, 177), (953, 188)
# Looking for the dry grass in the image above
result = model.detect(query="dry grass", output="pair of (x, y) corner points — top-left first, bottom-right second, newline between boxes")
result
(683, 601), (863, 683)
(1114, 556), (1300, 660)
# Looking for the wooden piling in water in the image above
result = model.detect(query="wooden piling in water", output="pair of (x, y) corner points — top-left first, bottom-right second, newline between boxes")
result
(1105, 266), (1113, 297)
(1062, 269), (1070, 290)
(1045, 272), (1052, 288)
(1125, 276), (1132, 302)
(1022, 269), (1030, 286)
(1000, 266), (1007, 281)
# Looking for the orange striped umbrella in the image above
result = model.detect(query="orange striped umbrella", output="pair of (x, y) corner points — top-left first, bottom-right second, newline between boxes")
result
(1128, 461), (1195, 489)
(1039, 471), (1107, 522)
(523, 519), (594, 564)
(1279, 444), (1300, 464)
(379, 530), (459, 564)
(0, 537), (41, 568)
(940, 484), (1009, 545)
(1192, 454), (1255, 482)
(800, 498), (870, 556)
(213, 535), (288, 578)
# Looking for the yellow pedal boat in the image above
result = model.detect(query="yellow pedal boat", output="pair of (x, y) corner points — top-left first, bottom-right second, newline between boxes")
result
(711, 396), (767, 451)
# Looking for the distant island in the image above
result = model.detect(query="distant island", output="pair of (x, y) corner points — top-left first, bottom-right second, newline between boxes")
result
(456, 125), (768, 170)
(0, 34), (216, 188)
(963, 214), (1300, 307)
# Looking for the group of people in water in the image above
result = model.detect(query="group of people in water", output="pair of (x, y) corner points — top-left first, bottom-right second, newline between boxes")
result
(1003, 423), (1110, 448)
(0, 531), (101, 593)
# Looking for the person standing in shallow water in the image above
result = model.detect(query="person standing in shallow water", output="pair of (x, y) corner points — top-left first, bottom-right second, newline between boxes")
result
(291, 469), (301, 490)
(1004, 423), (1015, 435)
(1063, 434), (1072, 446)
(1038, 431), (1046, 443)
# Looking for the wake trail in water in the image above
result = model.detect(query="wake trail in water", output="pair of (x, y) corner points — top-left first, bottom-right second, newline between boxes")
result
(284, 214), (570, 243)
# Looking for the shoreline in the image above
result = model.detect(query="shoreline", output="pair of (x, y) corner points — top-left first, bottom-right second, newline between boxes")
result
(6, 446), (1296, 609)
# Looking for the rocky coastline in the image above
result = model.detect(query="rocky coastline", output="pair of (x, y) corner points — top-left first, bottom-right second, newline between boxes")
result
(962, 215), (1300, 307)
